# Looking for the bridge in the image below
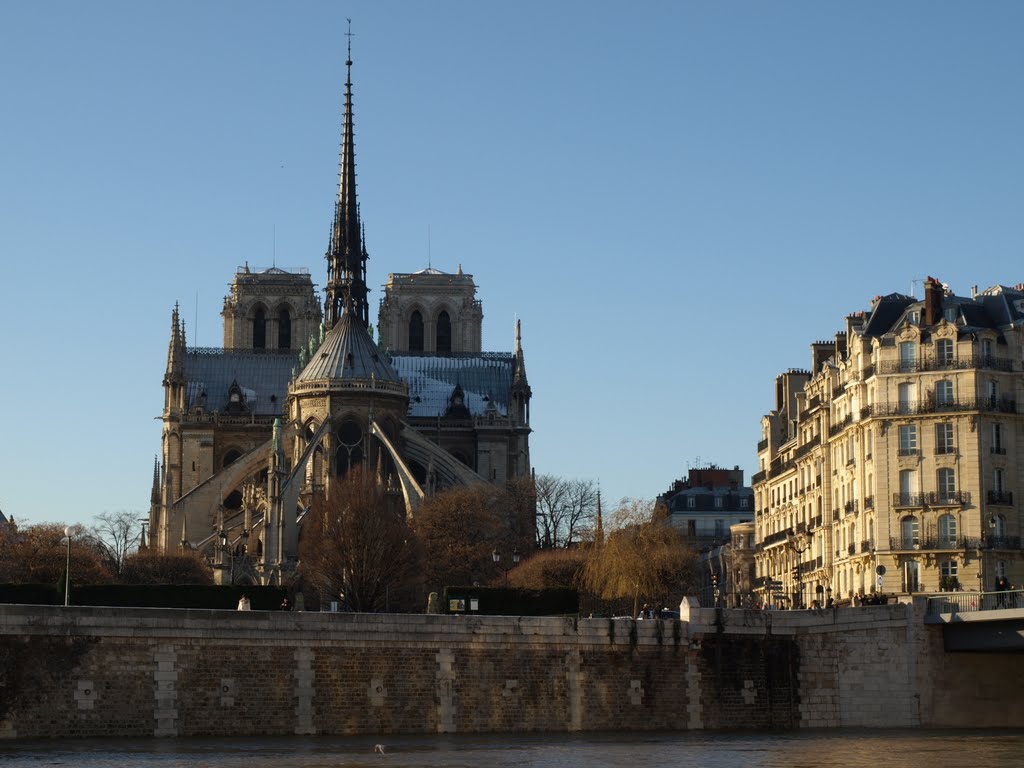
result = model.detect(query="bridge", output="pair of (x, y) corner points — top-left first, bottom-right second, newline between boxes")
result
(925, 589), (1024, 651)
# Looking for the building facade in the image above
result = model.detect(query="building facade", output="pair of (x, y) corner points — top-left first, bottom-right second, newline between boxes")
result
(753, 278), (1024, 607)
(150, 47), (532, 583)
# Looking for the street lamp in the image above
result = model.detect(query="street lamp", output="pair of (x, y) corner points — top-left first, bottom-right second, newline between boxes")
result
(786, 532), (809, 609)
(492, 547), (521, 586)
(63, 526), (72, 607)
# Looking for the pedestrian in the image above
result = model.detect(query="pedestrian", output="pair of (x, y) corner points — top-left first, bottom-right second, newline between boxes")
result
(279, 596), (291, 611)
(237, 594), (251, 611)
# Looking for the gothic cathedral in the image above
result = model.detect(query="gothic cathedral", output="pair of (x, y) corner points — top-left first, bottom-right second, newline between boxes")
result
(150, 47), (532, 584)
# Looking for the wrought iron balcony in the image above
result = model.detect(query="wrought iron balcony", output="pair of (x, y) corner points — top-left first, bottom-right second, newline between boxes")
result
(889, 536), (966, 551)
(864, 496), (874, 510)
(927, 491), (970, 506)
(844, 500), (859, 515)
(757, 438), (769, 452)
(860, 540), (873, 553)
(988, 490), (1014, 505)
(898, 447), (921, 457)
(893, 492), (927, 507)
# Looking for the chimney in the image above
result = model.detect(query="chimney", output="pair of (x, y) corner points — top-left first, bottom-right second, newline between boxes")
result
(924, 276), (942, 325)
(834, 331), (847, 361)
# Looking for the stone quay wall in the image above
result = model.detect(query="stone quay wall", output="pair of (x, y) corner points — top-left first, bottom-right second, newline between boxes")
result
(0, 599), (1019, 740)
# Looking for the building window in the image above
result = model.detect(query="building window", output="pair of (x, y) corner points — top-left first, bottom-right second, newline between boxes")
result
(714, 496), (723, 509)
(935, 423), (954, 454)
(436, 310), (452, 353)
(935, 380), (954, 408)
(253, 307), (267, 349)
(937, 468), (956, 501)
(936, 338), (954, 366)
(740, 497), (749, 509)
(408, 311), (424, 352)
(993, 468), (1005, 493)
(899, 340), (918, 371)
(981, 338), (994, 364)
(898, 382), (914, 414)
(940, 559), (959, 588)
(278, 306), (292, 349)
(687, 496), (695, 509)
(991, 423), (1004, 454)
(944, 307), (957, 323)
(898, 425), (918, 456)
(901, 516), (920, 548)
(938, 514), (957, 547)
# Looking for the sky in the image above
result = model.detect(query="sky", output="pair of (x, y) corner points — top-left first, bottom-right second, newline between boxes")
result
(2, 1), (1023, 528)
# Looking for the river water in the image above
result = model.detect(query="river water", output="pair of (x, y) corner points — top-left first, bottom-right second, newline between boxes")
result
(1, 730), (1021, 768)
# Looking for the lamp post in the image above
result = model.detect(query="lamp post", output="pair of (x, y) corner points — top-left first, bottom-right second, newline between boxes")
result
(492, 547), (520, 587)
(218, 529), (234, 585)
(786, 532), (809, 609)
(63, 526), (72, 607)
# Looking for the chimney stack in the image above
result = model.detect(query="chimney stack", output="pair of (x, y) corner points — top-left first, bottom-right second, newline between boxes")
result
(924, 276), (942, 325)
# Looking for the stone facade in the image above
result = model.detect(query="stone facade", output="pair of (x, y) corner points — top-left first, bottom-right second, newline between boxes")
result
(1, 601), (1021, 740)
(754, 279), (1024, 607)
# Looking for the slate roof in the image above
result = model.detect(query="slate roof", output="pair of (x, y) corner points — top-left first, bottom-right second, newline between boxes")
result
(296, 310), (402, 384)
(184, 350), (296, 414)
(862, 293), (915, 337)
(390, 353), (514, 418)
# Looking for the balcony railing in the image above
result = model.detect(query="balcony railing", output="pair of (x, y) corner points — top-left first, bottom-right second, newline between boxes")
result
(757, 438), (769, 452)
(861, 397), (1018, 418)
(927, 491), (970, 506)
(898, 447), (920, 457)
(889, 536), (969, 551)
(893, 493), (927, 507)
(844, 500), (858, 515)
(864, 496), (874, 510)
(876, 355), (1014, 375)
(988, 491), (1014, 505)
(828, 414), (853, 437)
(927, 589), (1024, 616)
(860, 540), (873, 553)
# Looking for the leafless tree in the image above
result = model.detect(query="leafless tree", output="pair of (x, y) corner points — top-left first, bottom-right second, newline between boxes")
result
(414, 482), (532, 591)
(88, 510), (144, 578)
(298, 467), (423, 612)
(534, 474), (598, 548)
(0, 521), (112, 585)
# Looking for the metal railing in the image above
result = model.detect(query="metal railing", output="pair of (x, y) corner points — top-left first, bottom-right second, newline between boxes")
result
(927, 589), (1023, 615)
(988, 491), (1014, 505)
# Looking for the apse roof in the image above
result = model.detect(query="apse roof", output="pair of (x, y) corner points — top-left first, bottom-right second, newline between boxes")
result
(390, 353), (515, 418)
(296, 310), (402, 384)
(183, 349), (295, 414)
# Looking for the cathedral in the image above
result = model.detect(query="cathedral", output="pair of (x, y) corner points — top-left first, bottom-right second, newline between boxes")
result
(149, 46), (532, 585)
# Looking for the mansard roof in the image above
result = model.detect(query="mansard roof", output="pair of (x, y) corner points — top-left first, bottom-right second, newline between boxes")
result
(296, 308), (402, 384)
(390, 353), (515, 418)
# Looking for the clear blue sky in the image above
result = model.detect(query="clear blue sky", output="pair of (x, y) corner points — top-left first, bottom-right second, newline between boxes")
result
(2, 2), (1023, 527)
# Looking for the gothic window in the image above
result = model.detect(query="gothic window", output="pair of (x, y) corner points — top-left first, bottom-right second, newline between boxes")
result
(409, 311), (424, 352)
(335, 419), (364, 477)
(253, 307), (267, 349)
(436, 310), (452, 353)
(278, 306), (292, 349)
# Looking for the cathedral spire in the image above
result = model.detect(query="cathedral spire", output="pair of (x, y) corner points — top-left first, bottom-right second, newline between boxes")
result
(325, 22), (369, 329)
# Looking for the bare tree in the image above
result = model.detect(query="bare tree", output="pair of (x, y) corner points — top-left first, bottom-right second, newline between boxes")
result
(414, 483), (529, 590)
(534, 474), (597, 548)
(298, 467), (422, 612)
(580, 497), (698, 617)
(0, 521), (112, 586)
(88, 510), (144, 578)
